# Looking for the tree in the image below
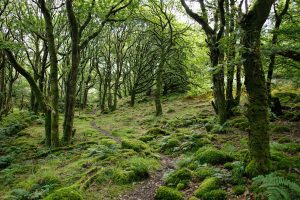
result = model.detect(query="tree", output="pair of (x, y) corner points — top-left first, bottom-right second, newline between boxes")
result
(240, 0), (275, 176)
(180, 0), (228, 124)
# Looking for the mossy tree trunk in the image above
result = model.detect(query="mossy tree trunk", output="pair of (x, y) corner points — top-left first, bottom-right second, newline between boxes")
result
(39, 0), (60, 147)
(240, 0), (275, 176)
(5, 49), (52, 146)
(181, 0), (228, 124)
(64, 0), (80, 144)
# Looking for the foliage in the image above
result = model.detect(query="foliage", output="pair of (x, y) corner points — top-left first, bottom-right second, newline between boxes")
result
(252, 173), (300, 200)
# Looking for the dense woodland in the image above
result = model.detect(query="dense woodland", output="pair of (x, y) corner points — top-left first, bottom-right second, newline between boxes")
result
(0, 0), (299, 199)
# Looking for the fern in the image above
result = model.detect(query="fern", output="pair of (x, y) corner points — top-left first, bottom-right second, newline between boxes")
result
(252, 173), (300, 200)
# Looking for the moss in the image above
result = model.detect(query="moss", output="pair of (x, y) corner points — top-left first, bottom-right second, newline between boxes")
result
(245, 159), (270, 177)
(121, 139), (147, 152)
(165, 168), (192, 189)
(0, 155), (13, 170)
(188, 197), (198, 200)
(160, 137), (180, 154)
(233, 185), (246, 195)
(154, 186), (184, 200)
(139, 135), (156, 142)
(146, 128), (169, 136)
(195, 167), (215, 181)
(277, 136), (292, 144)
(193, 147), (234, 165)
(44, 187), (83, 200)
(227, 116), (249, 131)
(201, 189), (227, 200)
(194, 177), (221, 198)
(270, 124), (290, 134)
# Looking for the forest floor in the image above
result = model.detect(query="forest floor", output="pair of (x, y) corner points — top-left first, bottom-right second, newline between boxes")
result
(0, 91), (300, 200)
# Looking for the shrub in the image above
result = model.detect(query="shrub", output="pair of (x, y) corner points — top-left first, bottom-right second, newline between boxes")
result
(194, 147), (234, 165)
(201, 189), (227, 200)
(232, 185), (245, 195)
(121, 139), (147, 152)
(154, 186), (184, 200)
(44, 187), (83, 200)
(165, 168), (192, 189)
(194, 177), (221, 198)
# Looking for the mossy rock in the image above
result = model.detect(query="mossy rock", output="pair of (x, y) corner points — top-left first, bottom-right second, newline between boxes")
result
(165, 168), (192, 189)
(232, 185), (246, 195)
(201, 189), (227, 200)
(195, 167), (215, 181)
(194, 177), (221, 198)
(188, 197), (199, 200)
(139, 135), (156, 142)
(194, 147), (234, 165)
(154, 186), (184, 200)
(44, 187), (83, 200)
(227, 116), (249, 131)
(121, 139), (147, 152)
(146, 128), (169, 136)
(160, 137), (181, 154)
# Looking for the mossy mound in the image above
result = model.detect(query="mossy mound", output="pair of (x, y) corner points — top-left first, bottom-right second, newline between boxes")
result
(165, 168), (192, 189)
(227, 116), (249, 131)
(194, 177), (221, 198)
(195, 167), (215, 181)
(232, 185), (245, 195)
(146, 128), (169, 136)
(44, 187), (83, 200)
(121, 139), (147, 152)
(194, 147), (234, 165)
(201, 189), (227, 200)
(270, 124), (290, 134)
(154, 186), (184, 200)
(160, 137), (181, 154)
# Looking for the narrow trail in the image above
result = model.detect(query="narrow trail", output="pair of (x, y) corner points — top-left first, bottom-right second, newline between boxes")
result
(118, 155), (176, 200)
(90, 120), (121, 144)
(90, 118), (176, 200)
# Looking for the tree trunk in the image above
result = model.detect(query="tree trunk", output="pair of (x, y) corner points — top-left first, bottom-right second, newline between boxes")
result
(211, 45), (227, 124)
(266, 0), (289, 100)
(39, 0), (60, 147)
(63, 0), (81, 144)
(240, 0), (274, 176)
(155, 53), (164, 116)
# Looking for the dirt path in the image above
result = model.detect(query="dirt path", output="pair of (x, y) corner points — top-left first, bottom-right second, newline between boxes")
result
(90, 120), (121, 144)
(90, 120), (176, 200)
(118, 155), (175, 200)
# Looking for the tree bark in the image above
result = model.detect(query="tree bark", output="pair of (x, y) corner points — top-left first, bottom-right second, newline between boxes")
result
(240, 0), (274, 176)
(63, 0), (81, 144)
(39, 0), (60, 147)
